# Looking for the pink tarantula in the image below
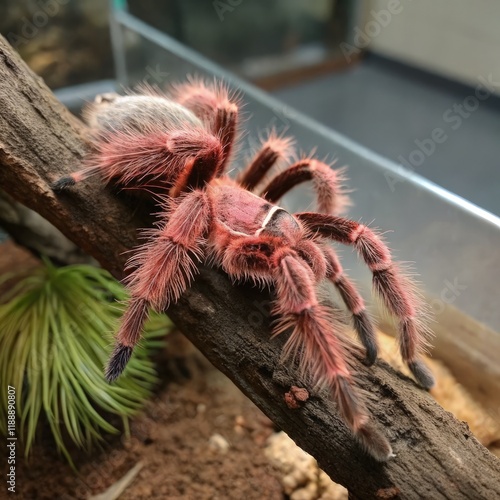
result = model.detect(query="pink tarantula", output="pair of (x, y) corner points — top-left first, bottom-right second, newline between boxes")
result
(52, 79), (434, 461)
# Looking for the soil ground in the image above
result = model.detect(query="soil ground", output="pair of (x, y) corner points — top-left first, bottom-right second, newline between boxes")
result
(2, 331), (284, 500)
(0, 242), (284, 499)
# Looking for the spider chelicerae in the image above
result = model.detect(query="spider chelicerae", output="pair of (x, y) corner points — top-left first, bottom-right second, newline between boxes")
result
(52, 78), (434, 461)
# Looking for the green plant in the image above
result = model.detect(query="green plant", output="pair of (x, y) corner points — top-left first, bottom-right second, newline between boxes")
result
(0, 260), (171, 464)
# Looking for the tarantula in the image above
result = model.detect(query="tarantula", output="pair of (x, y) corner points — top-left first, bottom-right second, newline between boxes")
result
(52, 79), (434, 461)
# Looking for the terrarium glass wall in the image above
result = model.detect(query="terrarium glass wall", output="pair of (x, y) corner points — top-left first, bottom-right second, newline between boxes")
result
(121, 0), (357, 82)
(109, 5), (500, 413)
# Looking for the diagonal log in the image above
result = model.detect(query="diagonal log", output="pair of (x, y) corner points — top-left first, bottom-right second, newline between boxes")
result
(0, 36), (499, 499)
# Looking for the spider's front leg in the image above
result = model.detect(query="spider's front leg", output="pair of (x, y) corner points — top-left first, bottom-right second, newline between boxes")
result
(237, 141), (350, 215)
(222, 239), (392, 461)
(296, 212), (435, 389)
(237, 131), (295, 190)
(261, 158), (350, 215)
(105, 190), (212, 381)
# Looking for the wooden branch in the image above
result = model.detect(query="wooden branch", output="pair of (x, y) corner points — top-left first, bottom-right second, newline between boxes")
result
(0, 189), (94, 264)
(0, 36), (499, 499)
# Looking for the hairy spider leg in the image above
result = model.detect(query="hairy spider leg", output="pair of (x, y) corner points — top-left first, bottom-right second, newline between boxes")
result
(321, 245), (378, 364)
(272, 253), (393, 460)
(105, 190), (211, 381)
(261, 159), (350, 215)
(52, 128), (224, 195)
(237, 132), (295, 190)
(170, 79), (238, 175)
(293, 238), (377, 364)
(296, 212), (435, 389)
(222, 236), (392, 461)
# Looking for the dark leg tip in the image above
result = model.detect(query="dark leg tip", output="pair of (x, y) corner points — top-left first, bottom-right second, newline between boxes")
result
(408, 359), (435, 390)
(356, 422), (394, 462)
(51, 175), (75, 192)
(353, 312), (378, 366)
(105, 344), (133, 383)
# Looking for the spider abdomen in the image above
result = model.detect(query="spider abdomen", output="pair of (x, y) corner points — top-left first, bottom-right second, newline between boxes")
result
(85, 94), (203, 136)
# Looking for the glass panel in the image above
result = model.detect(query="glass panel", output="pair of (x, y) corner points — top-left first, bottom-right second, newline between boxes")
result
(117, 0), (353, 81)
(110, 8), (500, 409)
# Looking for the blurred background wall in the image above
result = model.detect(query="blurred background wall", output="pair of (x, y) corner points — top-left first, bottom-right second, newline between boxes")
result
(366, 0), (500, 93)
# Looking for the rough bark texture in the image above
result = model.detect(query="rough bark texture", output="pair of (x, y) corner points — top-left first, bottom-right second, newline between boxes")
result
(0, 36), (499, 499)
(0, 189), (94, 264)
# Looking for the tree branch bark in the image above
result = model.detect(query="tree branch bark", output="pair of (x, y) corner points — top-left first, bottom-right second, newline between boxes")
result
(0, 36), (498, 499)
(0, 189), (94, 264)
